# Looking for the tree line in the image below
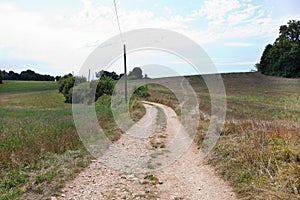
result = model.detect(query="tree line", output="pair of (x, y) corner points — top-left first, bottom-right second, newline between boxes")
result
(95, 67), (148, 80)
(59, 67), (149, 104)
(256, 20), (300, 78)
(0, 70), (2, 84)
(0, 69), (56, 81)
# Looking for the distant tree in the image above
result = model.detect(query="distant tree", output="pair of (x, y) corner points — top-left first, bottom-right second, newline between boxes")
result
(128, 67), (143, 79)
(2, 69), (55, 81)
(258, 20), (300, 78)
(0, 70), (3, 84)
(55, 76), (61, 82)
(6, 71), (20, 80)
(20, 70), (35, 80)
(96, 70), (120, 80)
(119, 73), (124, 79)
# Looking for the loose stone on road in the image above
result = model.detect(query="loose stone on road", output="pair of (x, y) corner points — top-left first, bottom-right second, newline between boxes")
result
(56, 102), (237, 200)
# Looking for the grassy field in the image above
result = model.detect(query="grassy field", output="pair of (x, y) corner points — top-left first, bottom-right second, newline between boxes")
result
(1, 74), (299, 199)
(0, 81), (144, 199)
(146, 72), (300, 199)
(0, 81), (58, 93)
(0, 88), (84, 199)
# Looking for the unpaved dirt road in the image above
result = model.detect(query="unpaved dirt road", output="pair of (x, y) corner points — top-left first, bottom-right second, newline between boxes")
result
(56, 102), (237, 200)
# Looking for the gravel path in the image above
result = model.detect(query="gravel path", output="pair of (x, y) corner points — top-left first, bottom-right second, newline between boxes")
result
(55, 102), (237, 200)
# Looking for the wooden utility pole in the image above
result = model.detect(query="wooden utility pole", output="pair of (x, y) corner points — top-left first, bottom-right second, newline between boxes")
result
(124, 44), (128, 103)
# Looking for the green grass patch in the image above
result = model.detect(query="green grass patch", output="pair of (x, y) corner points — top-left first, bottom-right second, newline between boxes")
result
(0, 81), (145, 199)
(0, 80), (57, 93)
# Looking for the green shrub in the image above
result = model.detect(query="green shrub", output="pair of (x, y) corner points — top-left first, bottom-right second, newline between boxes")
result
(133, 85), (150, 98)
(71, 82), (94, 104)
(95, 77), (116, 101)
(58, 75), (87, 103)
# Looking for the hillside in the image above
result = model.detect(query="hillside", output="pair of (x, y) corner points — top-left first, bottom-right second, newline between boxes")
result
(1, 73), (299, 199)
(146, 72), (300, 199)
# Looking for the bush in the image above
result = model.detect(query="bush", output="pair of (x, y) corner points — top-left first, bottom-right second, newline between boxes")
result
(133, 85), (150, 98)
(95, 77), (116, 102)
(59, 75), (116, 104)
(58, 75), (87, 103)
(71, 82), (93, 104)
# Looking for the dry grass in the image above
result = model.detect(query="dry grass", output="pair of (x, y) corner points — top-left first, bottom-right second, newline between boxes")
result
(145, 83), (181, 115)
(1, 73), (299, 199)
(0, 84), (145, 199)
(145, 72), (300, 199)
(210, 121), (300, 199)
(0, 90), (87, 199)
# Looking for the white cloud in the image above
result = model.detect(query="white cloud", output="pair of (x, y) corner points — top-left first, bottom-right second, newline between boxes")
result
(197, 0), (242, 20)
(0, 1), (187, 74)
(0, 0), (291, 75)
(190, 0), (273, 43)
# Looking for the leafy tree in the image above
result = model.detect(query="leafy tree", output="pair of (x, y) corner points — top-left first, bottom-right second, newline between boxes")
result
(95, 76), (115, 101)
(1, 69), (55, 81)
(55, 76), (61, 82)
(5, 71), (20, 80)
(58, 74), (87, 103)
(258, 44), (273, 73)
(58, 75), (75, 103)
(0, 70), (3, 84)
(96, 70), (120, 80)
(258, 20), (300, 78)
(277, 20), (300, 43)
(58, 74), (73, 93)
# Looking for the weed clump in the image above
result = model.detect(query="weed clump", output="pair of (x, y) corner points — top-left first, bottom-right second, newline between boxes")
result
(209, 120), (300, 199)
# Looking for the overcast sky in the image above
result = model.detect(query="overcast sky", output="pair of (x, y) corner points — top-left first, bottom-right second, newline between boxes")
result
(0, 0), (299, 77)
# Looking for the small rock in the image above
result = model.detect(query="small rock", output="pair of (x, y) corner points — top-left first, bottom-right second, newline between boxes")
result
(61, 194), (66, 197)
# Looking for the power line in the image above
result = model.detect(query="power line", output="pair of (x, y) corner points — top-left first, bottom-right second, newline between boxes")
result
(113, 0), (124, 44)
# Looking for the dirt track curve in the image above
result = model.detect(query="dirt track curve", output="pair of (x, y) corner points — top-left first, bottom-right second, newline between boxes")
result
(55, 102), (237, 200)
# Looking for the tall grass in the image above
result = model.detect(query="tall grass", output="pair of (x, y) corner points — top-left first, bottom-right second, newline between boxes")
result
(210, 121), (300, 199)
(146, 72), (300, 199)
(0, 90), (85, 199)
(0, 83), (145, 199)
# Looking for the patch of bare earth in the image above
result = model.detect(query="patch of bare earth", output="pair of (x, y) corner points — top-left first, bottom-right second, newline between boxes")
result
(55, 102), (236, 200)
